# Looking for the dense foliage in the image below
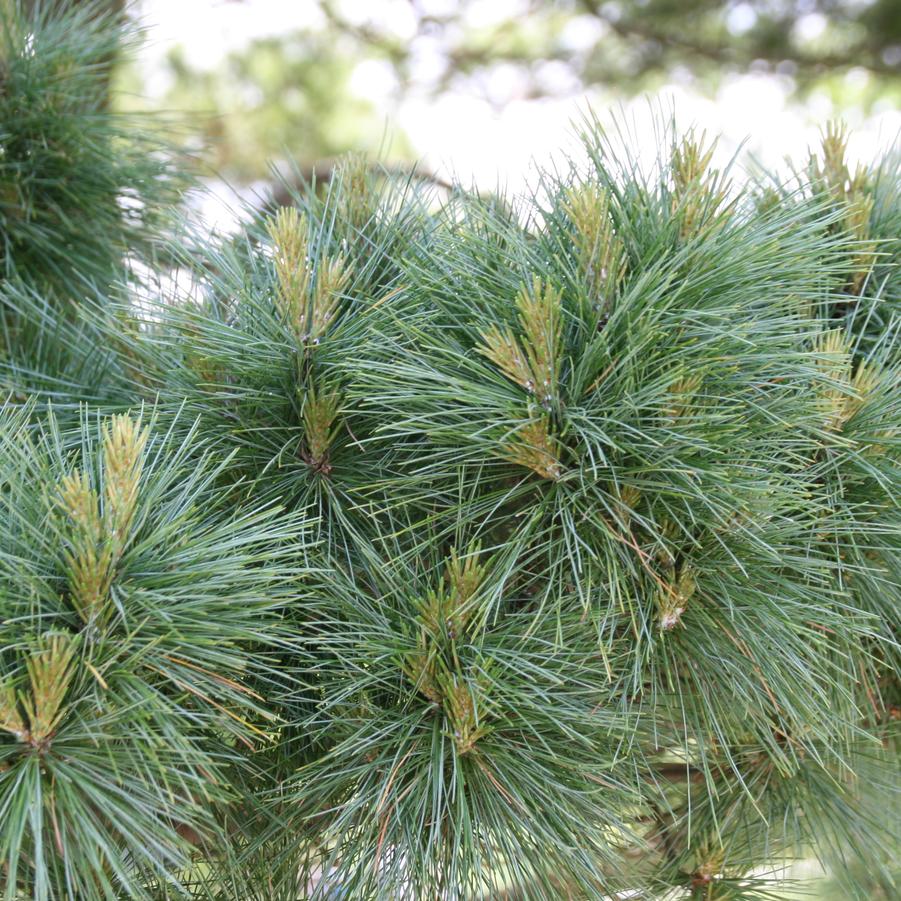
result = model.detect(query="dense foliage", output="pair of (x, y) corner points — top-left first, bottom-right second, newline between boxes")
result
(1, 3), (898, 899)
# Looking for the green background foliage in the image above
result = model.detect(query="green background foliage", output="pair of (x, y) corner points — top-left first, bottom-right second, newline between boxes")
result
(117, 0), (901, 185)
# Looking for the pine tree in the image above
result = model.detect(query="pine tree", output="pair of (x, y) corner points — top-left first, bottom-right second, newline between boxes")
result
(0, 3), (898, 899)
(0, 0), (183, 412)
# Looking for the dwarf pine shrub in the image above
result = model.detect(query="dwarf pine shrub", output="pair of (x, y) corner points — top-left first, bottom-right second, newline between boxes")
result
(0, 3), (898, 899)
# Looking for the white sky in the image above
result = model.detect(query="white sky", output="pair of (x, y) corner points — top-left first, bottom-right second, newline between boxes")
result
(135, 0), (901, 200)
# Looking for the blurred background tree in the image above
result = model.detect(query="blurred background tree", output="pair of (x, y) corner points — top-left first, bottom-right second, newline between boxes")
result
(124, 33), (412, 184)
(119, 1), (900, 192)
(314, 0), (901, 95)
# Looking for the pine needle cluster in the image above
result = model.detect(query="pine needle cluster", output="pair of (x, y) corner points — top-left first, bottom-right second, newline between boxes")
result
(0, 0), (184, 412)
(0, 404), (307, 899)
(0, 3), (899, 899)
(0, 0), (181, 292)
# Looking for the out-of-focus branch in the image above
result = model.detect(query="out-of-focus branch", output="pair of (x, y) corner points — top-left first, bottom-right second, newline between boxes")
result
(578, 0), (899, 79)
(310, 0), (900, 98)
(268, 158), (458, 209)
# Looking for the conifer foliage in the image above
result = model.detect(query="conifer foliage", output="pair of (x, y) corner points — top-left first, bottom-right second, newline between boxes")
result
(0, 2), (899, 899)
